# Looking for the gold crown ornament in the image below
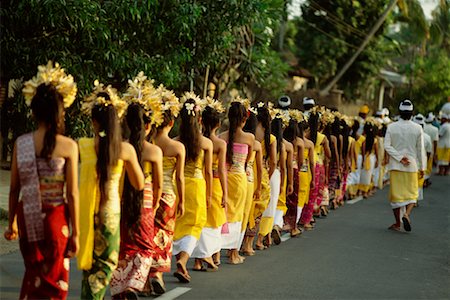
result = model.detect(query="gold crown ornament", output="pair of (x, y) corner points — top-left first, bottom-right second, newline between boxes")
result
(22, 61), (77, 108)
(82, 80), (127, 118)
(204, 96), (225, 114)
(147, 84), (181, 127)
(289, 109), (304, 123)
(231, 96), (251, 110)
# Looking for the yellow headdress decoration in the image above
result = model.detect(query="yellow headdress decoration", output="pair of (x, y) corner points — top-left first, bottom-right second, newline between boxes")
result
(204, 96), (225, 113)
(82, 80), (127, 118)
(180, 91), (204, 116)
(317, 106), (335, 125)
(289, 109), (304, 123)
(22, 61), (77, 108)
(231, 96), (250, 110)
(274, 109), (291, 127)
(150, 85), (181, 127)
(122, 71), (163, 126)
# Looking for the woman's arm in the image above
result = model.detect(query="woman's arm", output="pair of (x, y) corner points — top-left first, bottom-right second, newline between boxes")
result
(175, 144), (186, 217)
(309, 143), (315, 188)
(285, 141), (294, 195)
(5, 143), (19, 241)
(217, 141), (228, 208)
(268, 140), (277, 177)
(148, 143), (163, 209)
(297, 138), (304, 169)
(203, 138), (213, 208)
(254, 142), (263, 200)
(123, 142), (145, 190)
(65, 140), (79, 257)
(279, 144), (287, 195)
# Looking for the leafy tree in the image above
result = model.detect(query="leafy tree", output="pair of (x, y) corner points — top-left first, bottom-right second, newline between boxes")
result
(1, 0), (288, 141)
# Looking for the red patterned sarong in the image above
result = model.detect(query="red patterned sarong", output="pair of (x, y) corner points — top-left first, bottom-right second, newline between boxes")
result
(150, 192), (177, 275)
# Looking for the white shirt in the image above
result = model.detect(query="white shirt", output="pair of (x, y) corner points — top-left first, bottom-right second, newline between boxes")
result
(424, 132), (432, 154)
(424, 123), (439, 142)
(356, 116), (366, 136)
(384, 119), (426, 172)
(438, 122), (450, 148)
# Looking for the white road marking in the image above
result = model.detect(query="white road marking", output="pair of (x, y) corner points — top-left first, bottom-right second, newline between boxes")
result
(281, 233), (291, 242)
(156, 287), (192, 300)
(346, 196), (363, 204)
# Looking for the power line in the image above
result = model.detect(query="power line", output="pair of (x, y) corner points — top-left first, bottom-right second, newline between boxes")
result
(309, 0), (369, 38)
(301, 20), (360, 50)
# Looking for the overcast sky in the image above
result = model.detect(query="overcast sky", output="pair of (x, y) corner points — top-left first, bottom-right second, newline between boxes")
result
(288, 0), (439, 20)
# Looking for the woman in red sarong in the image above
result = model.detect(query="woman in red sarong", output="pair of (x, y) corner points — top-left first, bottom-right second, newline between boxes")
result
(5, 66), (79, 300)
(110, 102), (163, 298)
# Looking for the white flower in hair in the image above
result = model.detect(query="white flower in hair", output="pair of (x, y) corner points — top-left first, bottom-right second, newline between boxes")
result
(249, 107), (258, 115)
(257, 102), (265, 108)
(185, 103), (196, 116)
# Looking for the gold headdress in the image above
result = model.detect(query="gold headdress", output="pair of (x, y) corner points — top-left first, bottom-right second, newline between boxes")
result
(274, 109), (291, 127)
(82, 80), (127, 118)
(204, 96), (225, 113)
(289, 109), (304, 123)
(317, 106), (335, 125)
(122, 71), (163, 126)
(150, 84), (181, 127)
(180, 91), (204, 116)
(22, 61), (77, 108)
(231, 96), (250, 110)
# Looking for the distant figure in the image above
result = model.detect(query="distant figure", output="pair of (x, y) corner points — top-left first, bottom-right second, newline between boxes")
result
(384, 100), (426, 232)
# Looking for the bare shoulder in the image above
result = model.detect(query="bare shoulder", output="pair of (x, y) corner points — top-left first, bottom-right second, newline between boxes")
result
(305, 139), (314, 149)
(254, 140), (262, 152)
(56, 134), (77, 157)
(243, 131), (255, 143)
(143, 141), (163, 161)
(201, 135), (213, 150)
(283, 139), (293, 152)
(218, 130), (229, 141)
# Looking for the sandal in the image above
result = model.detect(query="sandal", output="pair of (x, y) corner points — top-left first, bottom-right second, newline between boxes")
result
(271, 227), (281, 245)
(151, 277), (166, 295)
(388, 224), (401, 232)
(173, 271), (190, 283)
(402, 215), (412, 232)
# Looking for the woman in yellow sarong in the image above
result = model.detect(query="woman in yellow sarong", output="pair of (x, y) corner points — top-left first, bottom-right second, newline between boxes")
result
(78, 89), (144, 300)
(241, 112), (263, 256)
(150, 89), (185, 286)
(173, 97), (213, 280)
(360, 122), (379, 198)
(219, 101), (254, 264)
(250, 104), (276, 250)
(110, 101), (164, 297)
(192, 99), (227, 268)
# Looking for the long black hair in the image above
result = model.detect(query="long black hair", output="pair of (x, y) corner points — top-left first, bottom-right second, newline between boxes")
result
(256, 105), (271, 159)
(202, 106), (221, 138)
(31, 84), (64, 159)
(323, 123), (336, 161)
(179, 99), (201, 162)
(363, 123), (375, 154)
(308, 112), (319, 144)
(271, 117), (283, 154)
(340, 119), (350, 160)
(351, 120), (359, 139)
(227, 102), (247, 164)
(243, 111), (258, 135)
(331, 118), (341, 160)
(91, 93), (122, 204)
(122, 102), (149, 232)
(284, 119), (298, 143)
(298, 120), (306, 139)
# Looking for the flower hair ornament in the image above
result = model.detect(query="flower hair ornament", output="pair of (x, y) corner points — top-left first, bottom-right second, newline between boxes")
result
(204, 96), (225, 114)
(22, 61), (77, 108)
(275, 109), (291, 127)
(81, 80), (128, 118)
(289, 109), (304, 123)
(180, 91), (204, 117)
(122, 71), (163, 126)
(231, 96), (251, 110)
(148, 84), (181, 127)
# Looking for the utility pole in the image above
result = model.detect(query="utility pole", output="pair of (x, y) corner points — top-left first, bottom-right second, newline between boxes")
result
(319, 0), (398, 96)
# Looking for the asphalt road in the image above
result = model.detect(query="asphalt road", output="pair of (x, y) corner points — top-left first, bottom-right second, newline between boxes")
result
(1, 175), (449, 299)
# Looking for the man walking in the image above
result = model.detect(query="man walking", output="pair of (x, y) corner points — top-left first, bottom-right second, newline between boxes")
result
(384, 100), (426, 232)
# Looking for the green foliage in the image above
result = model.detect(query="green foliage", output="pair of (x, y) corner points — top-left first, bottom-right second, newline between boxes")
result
(396, 48), (450, 113)
(1, 0), (288, 141)
(292, 0), (391, 99)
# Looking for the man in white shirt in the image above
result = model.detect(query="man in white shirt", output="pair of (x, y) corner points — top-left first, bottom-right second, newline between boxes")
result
(384, 100), (426, 232)
(437, 113), (450, 175)
(302, 97), (315, 118)
(413, 114), (432, 202)
(424, 112), (439, 167)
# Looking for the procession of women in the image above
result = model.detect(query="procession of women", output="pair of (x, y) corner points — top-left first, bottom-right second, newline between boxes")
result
(4, 62), (450, 299)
